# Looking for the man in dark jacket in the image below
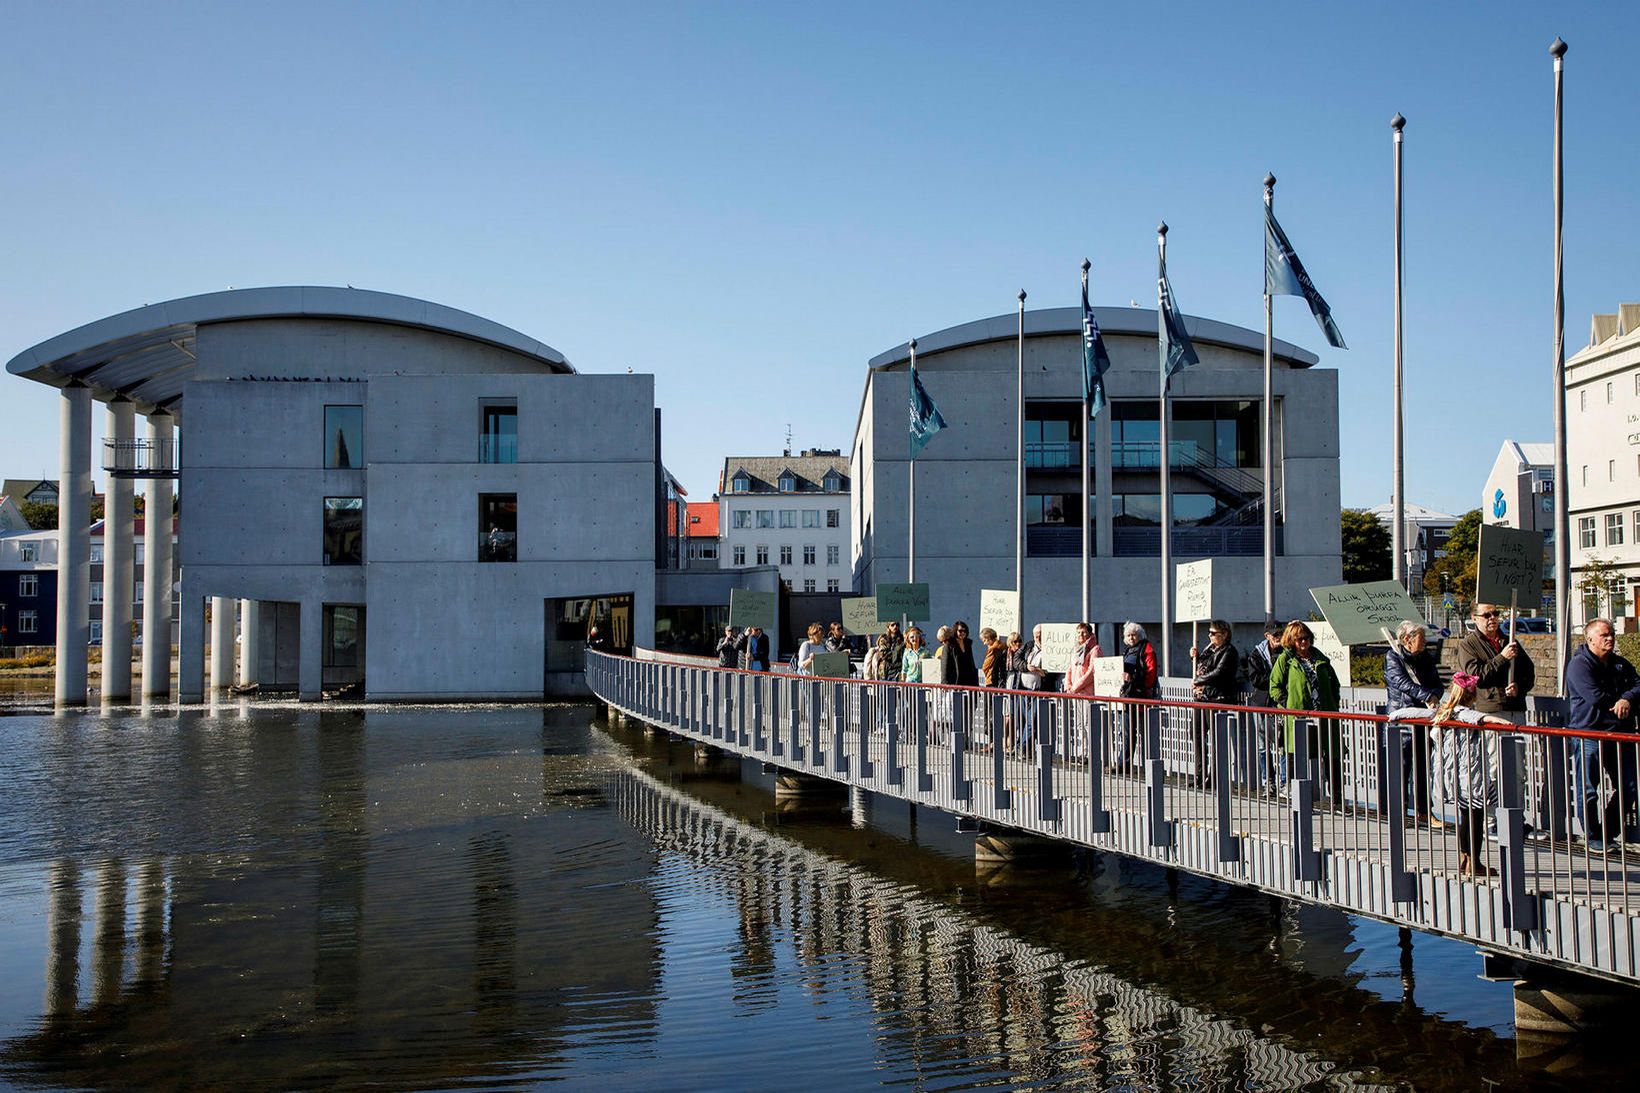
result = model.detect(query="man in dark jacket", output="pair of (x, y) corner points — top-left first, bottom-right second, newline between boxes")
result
(1385, 620), (1443, 823)
(717, 626), (740, 668)
(1189, 620), (1239, 787)
(1454, 603), (1534, 714)
(1566, 619), (1640, 846)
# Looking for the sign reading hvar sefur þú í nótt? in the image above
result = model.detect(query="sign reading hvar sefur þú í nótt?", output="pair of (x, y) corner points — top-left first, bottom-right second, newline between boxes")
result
(1309, 620), (1351, 681)
(979, 589), (1021, 636)
(1307, 580), (1424, 647)
(1093, 655), (1125, 697)
(1475, 525), (1545, 607)
(1036, 623), (1081, 673)
(1173, 559), (1214, 623)
(809, 651), (851, 679)
(876, 582), (930, 622)
(728, 589), (776, 630)
(840, 597), (879, 636)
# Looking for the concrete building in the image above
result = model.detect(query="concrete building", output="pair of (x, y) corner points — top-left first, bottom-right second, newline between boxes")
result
(851, 307), (1341, 675)
(1567, 303), (1640, 625)
(1366, 501), (1458, 595)
(1481, 439), (1556, 612)
(7, 286), (659, 703)
(719, 451), (852, 594)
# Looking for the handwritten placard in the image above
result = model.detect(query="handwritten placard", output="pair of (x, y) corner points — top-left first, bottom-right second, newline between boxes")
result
(1174, 559), (1214, 623)
(840, 596), (879, 636)
(1308, 580), (1425, 647)
(1093, 655), (1125, 697)
(728, 589), (776, 630)
(1036, 623), (1081, 673)
(980, 589), (1021, 636)
(876, 582), (930, 622)
(922, 654), (948, 685)
(1309, 620), (1351, 681)
(810, 651), (851, 679)
(1475, 525), (1545, 607)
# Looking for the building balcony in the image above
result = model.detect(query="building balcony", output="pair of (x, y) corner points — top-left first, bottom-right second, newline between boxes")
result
(479, 434), (518, 464)
(102, 439), (179, 479)
(1024, 441), (1080, 470)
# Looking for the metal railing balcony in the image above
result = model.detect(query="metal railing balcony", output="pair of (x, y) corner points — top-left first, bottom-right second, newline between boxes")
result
(102, 439), (179, 479)
(479, 434), (518, 464)
(587, 649), (1640, 989)
(1024, 440), (1079, 470)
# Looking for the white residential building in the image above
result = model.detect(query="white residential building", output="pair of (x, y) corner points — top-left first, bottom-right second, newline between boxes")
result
(1567, 303), (1640, 625)
(719, 451), (852, 593)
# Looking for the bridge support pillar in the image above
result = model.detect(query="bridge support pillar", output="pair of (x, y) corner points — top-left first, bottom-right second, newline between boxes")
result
(1513, 973), (1640, 1041)
(974, 831), (1069, 867)
(773, 772), (844, 800)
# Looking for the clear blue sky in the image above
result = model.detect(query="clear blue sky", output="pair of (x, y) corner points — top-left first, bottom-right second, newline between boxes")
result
(2, 1), (1634, 517)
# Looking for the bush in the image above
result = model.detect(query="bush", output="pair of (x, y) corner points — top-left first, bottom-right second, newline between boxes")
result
(1619, 632), (1640, 666)
(1352, 653), (1385, 687)
(0, 654), (54, 670)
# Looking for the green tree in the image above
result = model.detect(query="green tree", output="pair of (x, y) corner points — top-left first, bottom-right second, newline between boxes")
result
(1578, 555), (1626, 617)
(19, 498), (106, 529)
(1340, 509), (1391, 583)
(1422, 509), (1483, 600)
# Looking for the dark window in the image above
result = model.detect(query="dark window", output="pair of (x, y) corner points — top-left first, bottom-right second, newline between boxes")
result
(323, 498), (363, 565)
(324, 406), (364, 469)
(323, 605), (363, 668)
(1024, 403), (1084, 469)
(479, 493), (518, 562)
(480, 404), (518, 464)
(1113, 401), (1261, 470)
(1111, 492), (1224, 527)
(1027, 493), (1082, 526)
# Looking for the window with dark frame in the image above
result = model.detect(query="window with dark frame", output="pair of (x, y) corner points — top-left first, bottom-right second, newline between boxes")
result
(323, 498), (363, 566)
(479, 494), (518, 562)
(324, 406), (364, 469)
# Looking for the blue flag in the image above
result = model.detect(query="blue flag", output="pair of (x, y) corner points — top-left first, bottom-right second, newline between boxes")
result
(1158, 256), (1199, 392)
(1082, 278), (1111, 417)
(1265, 205), (1346, 349)
(908, 363), (947, 458)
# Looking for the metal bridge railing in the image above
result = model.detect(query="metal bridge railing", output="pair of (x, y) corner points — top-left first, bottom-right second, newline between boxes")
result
(587, 650), (1640, 986)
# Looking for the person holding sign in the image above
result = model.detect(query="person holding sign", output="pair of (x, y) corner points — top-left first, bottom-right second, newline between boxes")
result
(1188, 621), (1239, 789)
(1454, 603), (1535, 714)
(1269, 621), (1342, 806)
(796, 623), (827, 675)
(951, 622), (979, 687)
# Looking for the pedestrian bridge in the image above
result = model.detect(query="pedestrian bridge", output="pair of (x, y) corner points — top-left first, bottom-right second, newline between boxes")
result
(587, 650), (1640, 998)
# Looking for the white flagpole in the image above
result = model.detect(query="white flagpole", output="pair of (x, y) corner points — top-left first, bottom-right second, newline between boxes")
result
(1158, 223), (1174, 676)
(1392, 114), (1408, 594)
(1081, 261), (1092, 625)
(1551, 38), (1570, 686)
(908, 337), (918, 588)
(1017, 290), (1027, 622)
(1262, 174), (1276, 624)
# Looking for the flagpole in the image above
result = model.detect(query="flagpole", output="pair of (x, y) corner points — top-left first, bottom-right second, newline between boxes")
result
(1157, 223), (1173, 676)
(1392, 114), (1408, 594)
(1016, 290), (1027, 623)
(908, 337), (918, 588)
(1551, 37), (1570, 687)
(1080, 261), (1092, 625)
(1262, 174), (1276, 624)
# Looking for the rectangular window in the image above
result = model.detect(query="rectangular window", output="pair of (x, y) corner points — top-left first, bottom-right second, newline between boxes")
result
(1027, 493), (1083, 526)
(827, 579), (840, 592)
(826, 509), (840, 528)
(1608, 382), (1615, 404)
(18, 610), (37, 634)
(91, 581), (103, 604)
(1580, 516), (1597, 548)
(479, 404), (518, 464)
(135, 583), (143, 603)
(1583, 465), (1589, 487)
(90, 544), (103, 564)
(323, 498), (364, 565)
(89, 620), (102, 645)
(18, 574), (38, 597)
(756, 545), (769, 565)
(1581, 390), (1588, 411)
(756, 510), (774, 529)
(324, 405), (365, 469)
(19, 543), (37, 562)
(1025, 403), (1085, 469)
(803, 545), (816, 565)
(1607, 513), (1625, 546)
(779, 510), (796, 528)
(478, 494), (518, 562)
(780, 546), (792, 565)
(733, 545), (746, 566)
(802, 510), (820, 528)
(804, 579), (816, 592)
(827, 545), (840, 565)
(732, 510), (753, 529)
(1611, 460), (1618, 482)
(778, 477), (795, 493)
(323, 605), (364, 668)
(1584, 592), (1601, 624)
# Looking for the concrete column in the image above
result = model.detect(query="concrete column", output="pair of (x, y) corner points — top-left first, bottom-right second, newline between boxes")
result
(45, 858), (81, 1019)
(141, 412), (174, 698)
(299, 600), (324, 701)
(55, 383), (93, 706)
(238, 599), (260, 686)
(209, 596), (234, 690)
(178, 583), (205, 703)
(102, 399), (136, 701)
(92, 858), (126, 1006)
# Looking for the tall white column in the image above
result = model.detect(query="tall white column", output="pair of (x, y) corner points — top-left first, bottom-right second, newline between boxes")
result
(56, 383), (92, 706)
(209, 596), (234, 690)
(141, 412), (174, 698)
(238, 599), (260, 686)
(178, 581), (204, 703)
(102, 400), (136, 700)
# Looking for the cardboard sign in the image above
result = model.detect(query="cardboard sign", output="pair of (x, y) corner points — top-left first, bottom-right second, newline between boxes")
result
(810, 651), (851, 679)
(876, 582), (930, 622)
(1093, 655), (1125, 697)
(841, 596), (879, 637)
(1308, 580), (1425, 647)
(1475, 525), (1545, 607)
(1174, 559), (1214, 623)
(728, 589), (776, 630)
(922, 654), (947, 685)
(980, 589), (1021, 636)
(1310, 620), (1351, 681)
(1036, 623), (1081, 673)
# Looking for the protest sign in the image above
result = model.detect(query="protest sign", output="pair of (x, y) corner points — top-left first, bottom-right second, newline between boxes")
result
(1308, 580), (1425, 647)
(1174, 559), (1214, 623)
(840, 597), (879, 636)
(1036, 623), (1081, 673)
(1093, 655), (1125, 697)
(810, 651), (851, 679)
(728, 589), (776, 630)
(1310, 620), (1351, 681)
(922, 654), (947, 685)
(1475, 525), (1545, 607)
(980, 589), (1021, 636)
(876, 582), (930, 621)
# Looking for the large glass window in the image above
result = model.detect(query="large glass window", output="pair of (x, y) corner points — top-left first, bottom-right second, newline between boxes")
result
(732, 510), (753, 529)
(323, 605), (364, 668)
(480, 404), (518, 464)
(1027, 493), (1081, 526)
(756, 510), (775, 529)
(323, 498), (363, 565)
(479, 494), (518, 562)
(803, 510), (821, 528)
(1112, 493), (1224, 526)
(324, 405), (364, 469)
(1024, 405), (1083, 469)
(779, 510), (796, 528)
(1112, 401), (1260, 469)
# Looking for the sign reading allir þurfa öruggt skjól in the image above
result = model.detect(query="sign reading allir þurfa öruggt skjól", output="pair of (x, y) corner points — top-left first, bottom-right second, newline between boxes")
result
(1307, 580), (1425, 647)
(876, 582), (930, 622)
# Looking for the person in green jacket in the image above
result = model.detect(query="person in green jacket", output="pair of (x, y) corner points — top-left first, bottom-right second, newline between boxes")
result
(1268, 620), (1344, 805)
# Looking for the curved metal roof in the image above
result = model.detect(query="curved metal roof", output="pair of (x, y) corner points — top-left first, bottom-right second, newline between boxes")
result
(5, 286), (573, 415)
(867, 306), (1321, 370)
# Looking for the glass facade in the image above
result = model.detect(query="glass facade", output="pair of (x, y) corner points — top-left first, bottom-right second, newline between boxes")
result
(1111, 400), (1260, 469)
(324, 406), (364, 469)
(479, 405), (517, 464)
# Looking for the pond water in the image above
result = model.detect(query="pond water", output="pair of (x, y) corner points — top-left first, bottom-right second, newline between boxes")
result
(0, 699), (1621, 1090)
